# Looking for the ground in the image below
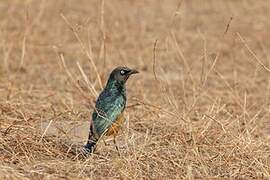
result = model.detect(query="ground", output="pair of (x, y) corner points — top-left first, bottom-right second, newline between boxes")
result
(1, 0), (270, 179)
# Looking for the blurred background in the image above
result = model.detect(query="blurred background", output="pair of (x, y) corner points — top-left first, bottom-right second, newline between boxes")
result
(1, 0), (270, 179)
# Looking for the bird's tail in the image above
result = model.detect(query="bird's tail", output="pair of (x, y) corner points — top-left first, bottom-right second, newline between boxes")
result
(84, 125), (98, 154)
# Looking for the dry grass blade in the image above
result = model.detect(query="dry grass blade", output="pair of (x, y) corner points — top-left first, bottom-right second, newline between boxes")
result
(76, 61), (98, 97)
(60, 13), (103, 89)
(1, 1), (270, 179)
(57, 51), (93, 101)
(224, 17), (233, 35)
(152, 39), (159, 82)
(237, 32), (270, 72)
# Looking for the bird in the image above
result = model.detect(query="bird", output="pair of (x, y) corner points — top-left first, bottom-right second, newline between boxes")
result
(84, 66), (139, 155)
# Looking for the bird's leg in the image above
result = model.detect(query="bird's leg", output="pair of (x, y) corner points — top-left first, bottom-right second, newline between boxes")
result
(113, 136), (121, 156)
(103, 139), (108, 146)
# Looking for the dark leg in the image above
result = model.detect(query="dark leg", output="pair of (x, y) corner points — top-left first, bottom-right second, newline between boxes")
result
(84, 125), (97, 154)
(103, 139), (108, 146)
(113, 136), (121, 156)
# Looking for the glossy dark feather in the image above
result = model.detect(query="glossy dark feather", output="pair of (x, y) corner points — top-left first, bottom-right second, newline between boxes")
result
(84, 66), (138, 154)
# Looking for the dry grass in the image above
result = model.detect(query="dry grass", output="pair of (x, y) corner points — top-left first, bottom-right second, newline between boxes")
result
(1, 0), (270, 179)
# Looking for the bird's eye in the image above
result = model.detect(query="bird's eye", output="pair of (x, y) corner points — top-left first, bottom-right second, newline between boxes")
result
(120, 70), (126, 75)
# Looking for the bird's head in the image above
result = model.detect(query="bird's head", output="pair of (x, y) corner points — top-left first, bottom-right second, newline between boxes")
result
(108, 66), (139, 84)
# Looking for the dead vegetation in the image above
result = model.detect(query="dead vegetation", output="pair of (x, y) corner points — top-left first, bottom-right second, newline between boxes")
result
(1, 0), (270, 179)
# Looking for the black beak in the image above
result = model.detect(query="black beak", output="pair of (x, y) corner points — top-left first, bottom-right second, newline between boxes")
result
(128, 69), (139, 75)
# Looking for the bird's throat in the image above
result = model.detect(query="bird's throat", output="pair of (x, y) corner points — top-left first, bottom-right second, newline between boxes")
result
(105, 79), (126, 95)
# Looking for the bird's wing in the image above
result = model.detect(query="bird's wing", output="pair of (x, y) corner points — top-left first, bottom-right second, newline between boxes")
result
(92, 91), (125, 137)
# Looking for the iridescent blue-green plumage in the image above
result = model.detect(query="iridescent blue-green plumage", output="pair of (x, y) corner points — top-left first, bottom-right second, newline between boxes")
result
(84, 66), (138, 153)
(92, 78), (126, 137)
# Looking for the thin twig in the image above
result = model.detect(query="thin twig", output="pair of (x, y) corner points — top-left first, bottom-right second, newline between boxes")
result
(153, 39), (159, 82)
(57, 52), (92, 100)
(60, 13), (104, 89)
(224, 17), (233, 35)
(76, 61), (98, 97)
(39, 120), (53, 142)
(204, 114), (227, 133)
(237, 32), (270, 72)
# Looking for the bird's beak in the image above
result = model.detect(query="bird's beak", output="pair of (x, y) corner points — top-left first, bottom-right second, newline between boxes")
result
(128, 69), (139, 75)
